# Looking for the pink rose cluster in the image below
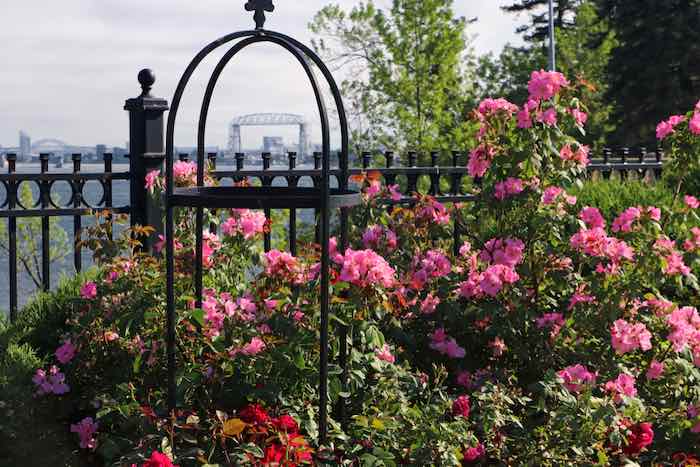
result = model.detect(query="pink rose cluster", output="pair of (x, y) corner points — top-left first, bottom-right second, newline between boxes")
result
(172, 160), (197, 186)
(611, 206), (660, 233)
(657, 114), (687, 140)
(667, 306), (700, 365)
(375, 343), (396, 363)
(559, 144), (590, 167)
(690, 104), (700, 135)
(457, 238), (524, 299)
(557, 364), (596, 393)
(263, 250), (305, 284)
(231, 336), (267, 357)
(654, 237), (691, 276)
(200, 289), (260, 339)
(477, 97), (519, 119)
(362, 225), (398, 252)
(541, 186), (577, 208)
(570, 207), (635, 274)
(70, 417), (99, 450)
(610, 319), (652, 354)
(515, 99), (538, 129)
(145, 169), (161, 192)
(494, 177), (524, 201)
(55, 339), (76, 364)
(416, 197), (450, 225)
(80, 281), (98, 300)
(33, 365), (70, 396)
(604, 373), (637, 404)
(221, 209), (267, 240)
(536, 313), (565, 338)
(467, 144), (496, 178)
(411, 250), (451, 290)
(528, 70), (569, 101)
(657, 110), (699, 140)
(683, 227), (700, 252)
(201, 231), (222, 268)
(335, 248), (397, 289)
(429, 328), (465, 359)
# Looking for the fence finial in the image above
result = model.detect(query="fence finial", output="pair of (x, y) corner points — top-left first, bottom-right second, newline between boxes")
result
(245, 0), (274, 30)
(138, 69), (156, 97)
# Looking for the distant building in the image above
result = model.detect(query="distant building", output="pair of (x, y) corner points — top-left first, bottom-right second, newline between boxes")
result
(263, 136), (285, 153)
(95, 144), (107, 161)
(19, 131), (31, 160)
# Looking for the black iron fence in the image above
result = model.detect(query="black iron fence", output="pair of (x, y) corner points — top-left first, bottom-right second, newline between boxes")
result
(0, 71), (669, 322)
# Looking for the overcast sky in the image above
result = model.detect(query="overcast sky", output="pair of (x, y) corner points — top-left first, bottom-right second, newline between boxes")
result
(0, 0), (528, 150)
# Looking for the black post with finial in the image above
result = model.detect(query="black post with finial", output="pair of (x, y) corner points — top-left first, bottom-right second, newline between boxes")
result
(125, 69), (169, 252)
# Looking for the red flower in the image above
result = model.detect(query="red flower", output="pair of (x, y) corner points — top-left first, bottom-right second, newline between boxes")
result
(452, 395), (471, 419)
(273, 414), (299, 433)
(463, 442), (485, 463)
(239, 404), (270, 425)
(262, 443), (285, 464)
(142, 451), (179, 467)
(623, 422), (654, 456)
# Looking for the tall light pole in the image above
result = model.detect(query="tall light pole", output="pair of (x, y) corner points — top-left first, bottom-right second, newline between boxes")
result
(548, 0), (556, 71)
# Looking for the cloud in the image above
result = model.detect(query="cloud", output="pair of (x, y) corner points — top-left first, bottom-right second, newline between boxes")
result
(0, 0), (523, 150)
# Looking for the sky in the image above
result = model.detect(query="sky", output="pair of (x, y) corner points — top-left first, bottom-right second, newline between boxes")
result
(0, 0), (527, 151)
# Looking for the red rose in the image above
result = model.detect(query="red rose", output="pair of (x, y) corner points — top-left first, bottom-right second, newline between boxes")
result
(262, 443), (285, 464)
(239, 403), (270, 425)
(623, 422), (654, 456)
(142, 451), (178, 467)
(452, 395), (471, 419)
(463, 442), (485, 463)
(273, 414), (299, 433)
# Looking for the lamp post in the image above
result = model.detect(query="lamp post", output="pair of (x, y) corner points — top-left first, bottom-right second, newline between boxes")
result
(548, 0), (556, 71)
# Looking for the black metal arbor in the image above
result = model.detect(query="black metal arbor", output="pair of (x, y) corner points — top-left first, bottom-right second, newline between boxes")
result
(164, 0), (361, 444)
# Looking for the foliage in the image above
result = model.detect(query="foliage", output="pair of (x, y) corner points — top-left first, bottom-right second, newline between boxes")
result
(501, 0), (582, 42)
(489, 1), (616, 148)
(572, 178), (675, 224)
(10, 75), (700, 466)
(309, 0), (477, 156)
(0, 182), (70, 288)
(601, 0), (700, 144)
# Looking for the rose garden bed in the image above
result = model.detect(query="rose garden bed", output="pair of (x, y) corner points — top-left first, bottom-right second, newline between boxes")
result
(2, 71), (700, 466)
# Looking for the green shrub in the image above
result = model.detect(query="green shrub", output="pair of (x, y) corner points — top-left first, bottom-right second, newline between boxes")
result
(0, 343), (42, 399)
(572, 178), (675, 221)
(1, 271), (97, 358)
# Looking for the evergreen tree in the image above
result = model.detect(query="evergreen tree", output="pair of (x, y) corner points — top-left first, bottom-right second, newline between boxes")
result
(484, 1), (616, 148)
(502, 0), (582, 42)
(601, 0), (700, 145)
(309, 0), (476, 155)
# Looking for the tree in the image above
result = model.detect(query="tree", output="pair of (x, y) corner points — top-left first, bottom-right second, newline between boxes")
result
(485, 1), (616, 148)
(309, 0), (477, 156)
(502, 0), (583, 42)
(555, 1), (617, 148)
(601, 0), (700, 145)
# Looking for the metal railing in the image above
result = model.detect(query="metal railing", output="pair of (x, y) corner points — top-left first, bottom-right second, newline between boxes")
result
(0, 71), (669, 322)
(0, 152), (129, 321)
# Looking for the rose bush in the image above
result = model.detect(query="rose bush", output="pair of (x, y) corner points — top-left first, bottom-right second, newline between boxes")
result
(19, 70), (700, 465)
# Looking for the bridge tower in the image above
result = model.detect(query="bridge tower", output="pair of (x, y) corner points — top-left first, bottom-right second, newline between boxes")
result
(227, 113), (309, 158)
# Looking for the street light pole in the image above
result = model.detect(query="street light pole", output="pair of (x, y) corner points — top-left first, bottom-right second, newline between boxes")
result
(548, 0), (556, 71)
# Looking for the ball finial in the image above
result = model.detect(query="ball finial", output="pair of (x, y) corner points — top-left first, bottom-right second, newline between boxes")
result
(138, 69), (156, 96)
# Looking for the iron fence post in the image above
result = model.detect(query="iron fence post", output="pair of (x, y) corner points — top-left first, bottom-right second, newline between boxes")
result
(125, 69), (169, 252)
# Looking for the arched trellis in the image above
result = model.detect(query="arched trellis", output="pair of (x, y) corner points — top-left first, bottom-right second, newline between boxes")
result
(163, 2), (359, 446)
